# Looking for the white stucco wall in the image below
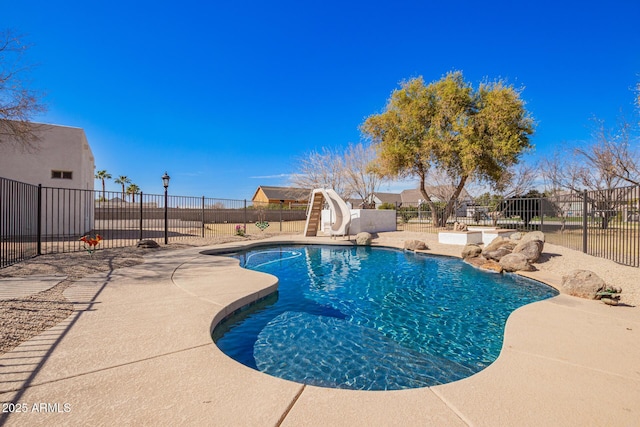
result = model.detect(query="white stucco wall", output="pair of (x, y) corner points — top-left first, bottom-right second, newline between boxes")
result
(321, 209), (397, 234)
(1, 123), (96, 236)
(0, 123), (95, 190)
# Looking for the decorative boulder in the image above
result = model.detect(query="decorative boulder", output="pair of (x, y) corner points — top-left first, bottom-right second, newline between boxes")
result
(453, 222), (468, 231)
(513, 239), (544, 263)
(464, 256), (503, 273)
(483, 246), (514, 262)
(480, 259), (504, 274)
(521, 230), (546, 244)
(560, 270), (607, 299)
(483, 237), (510, 252)
(464, 256), (487, 268)
(482, 238), (517, 261)
(509, 232), (524, 241)
(137, 239), (160, 248)
(499, 253), (534, 272)
(404, 240), (428, 251)
(355, 232), (372, 246)
(462, 244), (482, 259)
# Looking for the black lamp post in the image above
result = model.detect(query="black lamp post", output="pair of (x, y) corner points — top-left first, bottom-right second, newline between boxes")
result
(162, 172), (170, 244)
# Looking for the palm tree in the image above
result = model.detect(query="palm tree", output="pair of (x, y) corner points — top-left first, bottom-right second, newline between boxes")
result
(114, 175), (131, 202)
(126, 184), (141, 203)
(95, 170), (112, 202)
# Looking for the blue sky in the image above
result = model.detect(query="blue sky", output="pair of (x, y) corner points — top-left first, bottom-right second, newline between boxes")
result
(5, 0), (640, 199)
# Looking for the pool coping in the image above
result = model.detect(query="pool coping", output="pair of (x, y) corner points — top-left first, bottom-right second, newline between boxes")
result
(0, 234), (638, 425)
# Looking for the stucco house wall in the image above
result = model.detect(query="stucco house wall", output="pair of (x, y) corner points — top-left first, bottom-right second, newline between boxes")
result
(0, 123), (95, 190)
(0, 123), (96, 236)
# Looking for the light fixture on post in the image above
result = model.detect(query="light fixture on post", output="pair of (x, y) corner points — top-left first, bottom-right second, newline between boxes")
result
(162, 172), (170, 244)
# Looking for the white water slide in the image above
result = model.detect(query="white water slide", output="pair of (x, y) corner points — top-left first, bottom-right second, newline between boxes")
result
(304, 188), (352, 237)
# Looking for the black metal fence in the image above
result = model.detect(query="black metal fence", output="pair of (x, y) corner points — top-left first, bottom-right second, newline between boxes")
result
(2, 176), (639, 268)
(1, 177), (307, 268)
(1, 177), (39, 268)
(393, 185), (640, 267)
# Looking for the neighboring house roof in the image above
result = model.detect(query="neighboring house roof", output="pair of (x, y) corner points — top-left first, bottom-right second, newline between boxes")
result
(401, 186), (472, 204)
(374, 192), (403, 204)
(252, 186), (311, 202)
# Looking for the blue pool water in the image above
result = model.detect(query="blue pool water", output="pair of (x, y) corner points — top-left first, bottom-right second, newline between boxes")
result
(212, 245), (557, 390)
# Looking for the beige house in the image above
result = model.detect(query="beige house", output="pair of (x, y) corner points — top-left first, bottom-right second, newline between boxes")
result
(0, 122), (95, 190)
(0, 122), (95, 236)
(251, 186), (311, 207)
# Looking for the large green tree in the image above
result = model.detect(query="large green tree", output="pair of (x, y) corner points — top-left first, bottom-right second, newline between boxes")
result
(361, 71), (534, 226)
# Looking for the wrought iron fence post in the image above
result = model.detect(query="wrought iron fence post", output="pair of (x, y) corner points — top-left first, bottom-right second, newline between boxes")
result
(539, 197), (544, 231)
(395, 202), (399, 231)
(280, 201), (283, 232)
(201, 196), (205, 238)
(139, 192), (144, 241)
(37, 184), (42, 255)
(244, 199), (247, 231)
(164, 188), (168, 245)
(582, 190), (588, 253)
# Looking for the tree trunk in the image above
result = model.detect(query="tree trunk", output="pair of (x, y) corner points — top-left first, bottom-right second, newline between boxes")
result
(442, 176), (468, 227)
(417, 175), (468, 227)
(417, 174), (440, 226)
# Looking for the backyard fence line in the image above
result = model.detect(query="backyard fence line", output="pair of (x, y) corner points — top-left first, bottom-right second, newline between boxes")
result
(1, 178), (308, 267)
(0, 177), (39, 268)
(1, 176), (639, 268)
(393, 185), (639, 267)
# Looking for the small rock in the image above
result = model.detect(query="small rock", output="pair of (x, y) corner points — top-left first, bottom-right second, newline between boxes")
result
(404, 240), (428, 251)
(355, 232), (372, 246)
(137, 239), (160, 248)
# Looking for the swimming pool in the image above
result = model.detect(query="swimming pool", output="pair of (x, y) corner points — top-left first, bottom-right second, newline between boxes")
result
(212, 244), (558, 390)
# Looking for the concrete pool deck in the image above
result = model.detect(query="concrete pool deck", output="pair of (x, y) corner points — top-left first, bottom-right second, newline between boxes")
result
(1, 235), (639, 426)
